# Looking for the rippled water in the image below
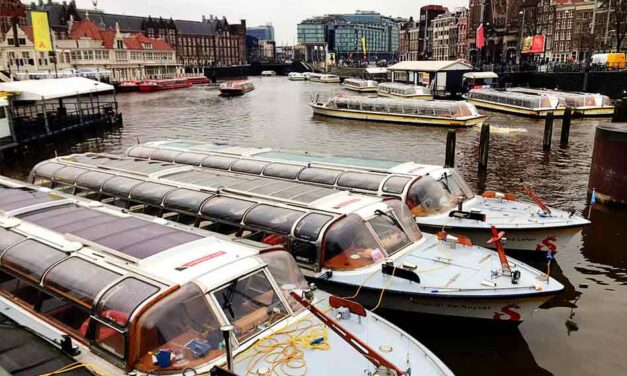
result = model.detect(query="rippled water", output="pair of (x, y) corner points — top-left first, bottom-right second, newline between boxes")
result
(1, 77), (625, 375)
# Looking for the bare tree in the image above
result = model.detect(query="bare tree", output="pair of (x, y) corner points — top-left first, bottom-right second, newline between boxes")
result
(599, 0), (627, 51)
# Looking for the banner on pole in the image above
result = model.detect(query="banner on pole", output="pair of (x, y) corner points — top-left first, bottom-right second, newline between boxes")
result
(32, 11), (53, 52)
(521, 35), (546, 54)
(476, 23), (485, 49)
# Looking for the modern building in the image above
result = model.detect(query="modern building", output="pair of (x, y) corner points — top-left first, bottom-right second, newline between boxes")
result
(418, 5), (448, 59)
(247, 23), (274, 41)
(297, 10), (400, 62)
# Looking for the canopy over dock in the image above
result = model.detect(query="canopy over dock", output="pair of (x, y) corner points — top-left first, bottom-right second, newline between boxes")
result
(388, 60), (474, 98)
(0, 77), (114, 101)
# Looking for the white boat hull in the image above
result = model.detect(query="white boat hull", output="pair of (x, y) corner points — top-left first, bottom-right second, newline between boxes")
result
(466, 98), (565, 118)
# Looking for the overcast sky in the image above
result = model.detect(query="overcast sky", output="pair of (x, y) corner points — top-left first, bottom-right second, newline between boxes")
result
(76, 0), (467, 44)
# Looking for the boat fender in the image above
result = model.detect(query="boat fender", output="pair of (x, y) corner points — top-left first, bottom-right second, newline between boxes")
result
(382, 262), (420, 283)
(436, 231), (474, 246)
(511, 270), (521, 284)
(448, 210), (486, 222)
(482, 191), (517, 201)
(481, 279), (497, 287)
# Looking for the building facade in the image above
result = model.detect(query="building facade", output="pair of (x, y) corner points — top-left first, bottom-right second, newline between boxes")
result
(259, 40), (276, 61)
(0, 0), (26, 39)
(431, 9), (468, 61)
(247, 24), (274, 41)
(418, 5), (448, 59)
(297, 10), (400, 62)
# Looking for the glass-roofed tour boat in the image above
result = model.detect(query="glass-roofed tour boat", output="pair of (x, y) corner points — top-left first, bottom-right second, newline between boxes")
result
(508, 87), (614, 117)
(310, 96), (486, 127)
(0, 176), (453, 376)
(309, 73), (341, 83)
(343, 78), (378, 92)
(31, 153), (564, 323)
(377, 82), (433, 99)
(125, 140), (591, 255)
(464, 88), (566, 118)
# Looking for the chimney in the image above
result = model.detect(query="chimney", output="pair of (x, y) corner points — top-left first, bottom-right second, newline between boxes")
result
(202, 15), (206, 23)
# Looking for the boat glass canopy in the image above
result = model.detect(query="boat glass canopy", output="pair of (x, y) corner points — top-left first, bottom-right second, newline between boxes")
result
(467, 89), (564, 109)
(377, 82), (431, 96)
(328, 96), (480, 118)
(406, 175), (458, 216)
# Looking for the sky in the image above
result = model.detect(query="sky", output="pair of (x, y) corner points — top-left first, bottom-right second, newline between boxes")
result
(76, 0), (468, 45)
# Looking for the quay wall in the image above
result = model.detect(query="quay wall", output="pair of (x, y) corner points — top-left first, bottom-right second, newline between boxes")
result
(196, 62), (305, 79)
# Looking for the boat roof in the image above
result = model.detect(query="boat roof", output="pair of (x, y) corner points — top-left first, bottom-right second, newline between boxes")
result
(389, 60), (473, 72)
(468, 88), (559, 100)
(463, 72), (499, 79)
(508, 87), (607, 98)
(0, 77), (114, 101)
(32, 153), (383, 216)
(0, 176), (268, 288)
(365, 67), (388, 74)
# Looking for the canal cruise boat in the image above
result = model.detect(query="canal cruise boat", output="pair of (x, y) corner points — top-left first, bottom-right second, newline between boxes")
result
(343, 78), (378, 92)
(117, 80), (141, 92)
(138, 78), (193, 92)
(218, 80), (255, 97)
(261, 70), (277, 76)
(508, 88), (614, 117)
(309, 73), (341, 83)
(127, 140), (591, 255)
(464, 88), (566, 118)
(288, 72), (306, 81)
(32, 153), (564, 323)
(310, 96), (486, 128)
(377, 82), (433, 99)
(185, 75), (211, 85)
(0, 176), (453, 376)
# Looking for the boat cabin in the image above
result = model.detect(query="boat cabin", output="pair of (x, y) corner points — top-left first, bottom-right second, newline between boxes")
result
(462, 72), (499, 91)
(376, 82), (432, 98)
(309, 73), (341, 83)
(387, 60), (473, 98)
(343, 79), (378, 92)
(30, 153), (424, 273)
(508, 88), (613, 114)
(325, 96), (480, 119)
(0, 177), (310, 374)
(465, 88), (566, 117)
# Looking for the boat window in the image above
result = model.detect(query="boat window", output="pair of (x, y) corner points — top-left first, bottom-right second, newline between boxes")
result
(201, 156), (237, 170)
(439, 170), (474, 201)
(93, 322), (125, 358)
(163, 189), (213, 214)
(149, 149), (181, 163)
(406, 176), (456, 216)
(75, 171), (114, 191)
(0, 271), (40, 307)
(96, 277), (161, 328)
(32, 162), (65, 180)
(291, 241), (317, 265)
(244, 205), (305, 234)
(298, 167), (341, 185)
(43, 257), (121, 308)
(201, 196), (256, 223)
(322, 214), (382, 271)
(386, 199), (422, 242)
(230, 159), (269, 175)
(135, 283), (224, 372)
(174, 152), (207, 166)
(1, 239), (67, 282)
(126, 146), (155, 159)
(52, 166), (87, 184)
(130, 182), (176, 205)
(259, 251), (310, 312)
(263, 163), (303, 179)
(102, 176), (143, 197)
(294, 213), (333, 241)
(382, 176), (411, 194)
(213, 270), (288, 342)
(337, 172), (386, 191)
(0, 229), (26, 252)
(39, 290), (91, 338)
(0, 187), (60, 211)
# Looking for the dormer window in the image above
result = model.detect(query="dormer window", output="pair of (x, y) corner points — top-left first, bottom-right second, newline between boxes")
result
(142, 43), (153, 49)
(117, 40), (124, 49)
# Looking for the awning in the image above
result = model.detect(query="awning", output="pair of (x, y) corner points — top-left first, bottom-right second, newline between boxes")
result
(463, 72), (499, 79)
(0, 77), (114, 101)
(388, 60), (473, 72)
(365, 67), (388, 74)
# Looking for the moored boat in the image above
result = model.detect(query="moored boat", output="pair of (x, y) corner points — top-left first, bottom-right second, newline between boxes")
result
(464, 88), (566, 117)
(261, 70), (277, 76)
(343, 78), (378, 92)
(310, 96), (486, 127)
(126, 140), (591, 254)
(377, 82), (433, 99)
(186, 75), (211, 85)
(0, 176), (453, 376)
(117, 80), (141, 92)
(32, 153), (565, 323)
(508, 87), (614, 116)
(138, 78), (193, 92)
(303, 72), (313, 80)
(288, 72), (306, 81)
(218, 80), (255, 96)
(309, 73), (341, 83)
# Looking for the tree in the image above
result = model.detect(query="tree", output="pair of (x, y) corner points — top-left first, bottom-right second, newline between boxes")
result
(599, 0), (627, 51)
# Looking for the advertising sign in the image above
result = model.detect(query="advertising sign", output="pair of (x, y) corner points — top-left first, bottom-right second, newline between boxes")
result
(521, 35), (545, 54)
(31, 11), (53, 52)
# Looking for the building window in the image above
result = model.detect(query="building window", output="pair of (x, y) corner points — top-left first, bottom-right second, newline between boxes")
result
(117, 40), (124, 49)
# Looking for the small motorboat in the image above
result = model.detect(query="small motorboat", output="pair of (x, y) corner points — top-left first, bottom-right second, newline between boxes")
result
(127, 140), (592, 254)
(508, 87), (614, 117)
(310, 95), (486, 127)
(288, 72), (306, 81)
(218, 80), (255, 96)
(261, 70), (277, 76)
(138, 78), (193, 92)
(33, 153), (565, 323)
(309, 73), (341, 83)
(464, 88), (566, 117)
(343, 78), (378, 92)
(186, 75), (211, 85)
(377, 82), (433, 99)
(0, 176), (453, 376)
(303, 72), (313, 80)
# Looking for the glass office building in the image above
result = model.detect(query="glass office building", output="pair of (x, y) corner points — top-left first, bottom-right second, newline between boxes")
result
(297, 11), (399, 61)
(247, 24), (275, 41)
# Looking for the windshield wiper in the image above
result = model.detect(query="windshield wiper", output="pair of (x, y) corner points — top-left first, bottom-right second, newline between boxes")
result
(221, 278), (239, 319)
(375, 209), (404, 230)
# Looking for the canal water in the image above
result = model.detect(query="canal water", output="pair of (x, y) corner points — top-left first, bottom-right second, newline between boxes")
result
(1, 77), (625, 375)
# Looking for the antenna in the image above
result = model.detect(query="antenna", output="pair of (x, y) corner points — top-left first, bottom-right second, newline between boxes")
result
(92, 0), (98, 9)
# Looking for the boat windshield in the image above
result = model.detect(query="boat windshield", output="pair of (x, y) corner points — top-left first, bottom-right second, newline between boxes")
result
(259, 251), (309, 312)
(213, 269), (289, 343)
(406, 175), (458, 216)
(366, 204), (416, 255)
(438, 170), (474, 202)
(322, 214), (384, 271)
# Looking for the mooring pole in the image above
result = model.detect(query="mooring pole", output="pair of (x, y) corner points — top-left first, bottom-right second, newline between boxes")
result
(444, 130), (456, 168)
(560, 107), (572, 147)
(543, 112), (554, 150)
(612, 99), (626, 123)
(478, 122), (490, 170)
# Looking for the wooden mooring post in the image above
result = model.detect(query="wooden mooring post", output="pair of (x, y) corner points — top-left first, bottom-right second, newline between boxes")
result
(444, 130), (456, 168)
(543, 112), (554, 149)
(478, 123), (490, 170)
(612, 99), (627, 123)
(560, 107), (572, 147)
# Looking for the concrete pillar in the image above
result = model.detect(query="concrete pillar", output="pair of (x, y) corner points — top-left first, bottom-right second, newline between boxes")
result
(588, 123), (627, 206)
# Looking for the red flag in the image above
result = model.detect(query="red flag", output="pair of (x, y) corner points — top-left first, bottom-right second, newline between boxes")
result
(476, 23), (485, 49)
